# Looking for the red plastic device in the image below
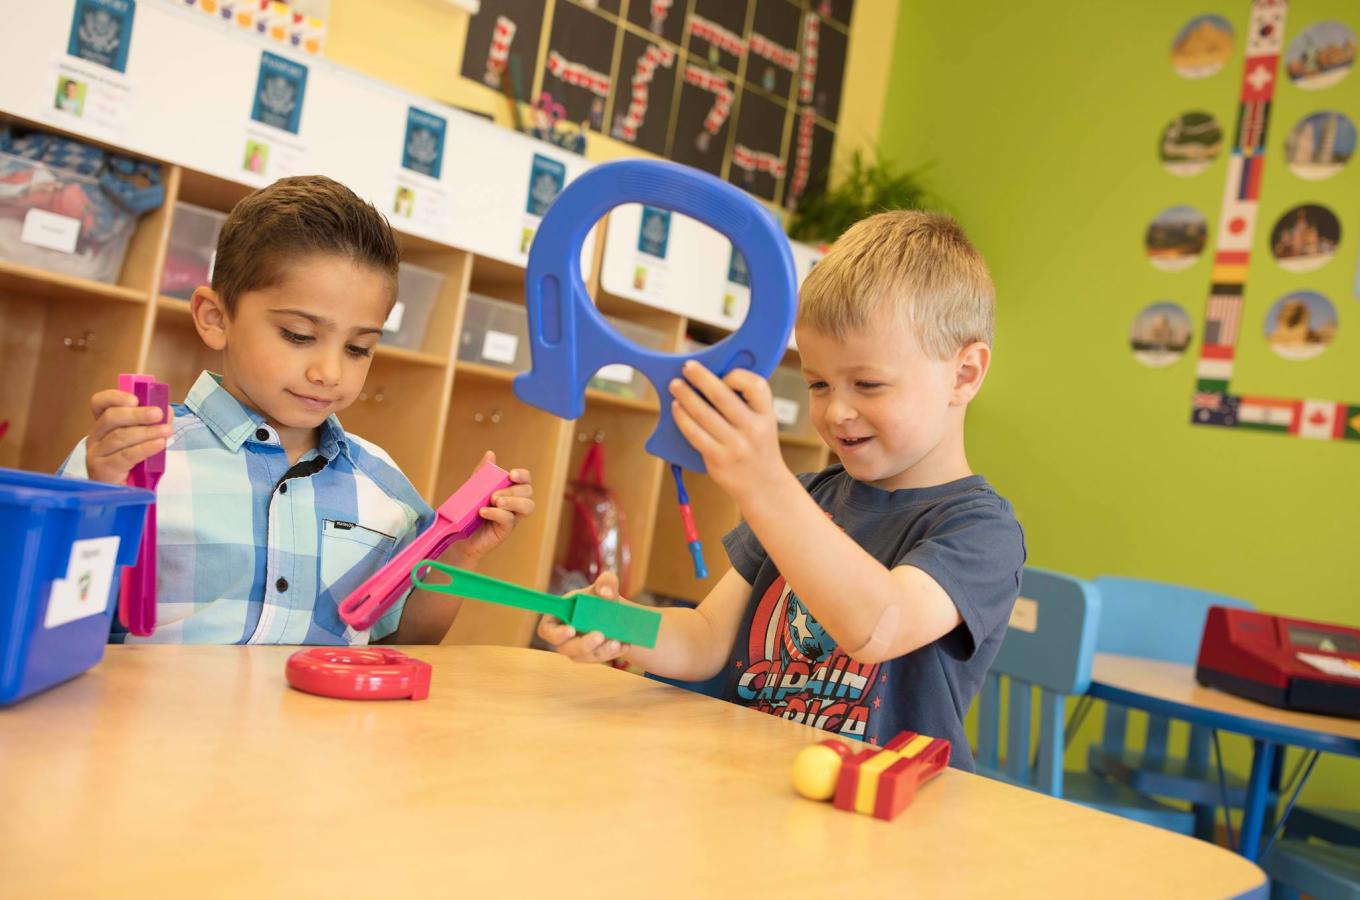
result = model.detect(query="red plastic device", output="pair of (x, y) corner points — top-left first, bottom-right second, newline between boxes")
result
(337, 460), (513, 631)
(285, 648), (432, 700)
(831, 732), (951, 821)
(1196, 606), (1360, 719)
(118, 374), (169, 637)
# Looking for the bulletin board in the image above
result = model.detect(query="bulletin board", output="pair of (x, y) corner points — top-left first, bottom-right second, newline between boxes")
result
(460, 0), (851, 210)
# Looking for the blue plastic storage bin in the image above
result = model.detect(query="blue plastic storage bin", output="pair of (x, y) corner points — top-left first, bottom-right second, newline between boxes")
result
(0, 467), (152, 706)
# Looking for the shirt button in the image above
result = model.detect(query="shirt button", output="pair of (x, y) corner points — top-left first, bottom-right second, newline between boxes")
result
(278, 482), (288, 494)
(276, 577), (289, 592)
(255, 428), (269, 441)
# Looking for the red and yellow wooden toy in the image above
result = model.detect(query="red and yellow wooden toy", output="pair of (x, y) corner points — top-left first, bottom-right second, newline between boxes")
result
(792, 731), (950, 821)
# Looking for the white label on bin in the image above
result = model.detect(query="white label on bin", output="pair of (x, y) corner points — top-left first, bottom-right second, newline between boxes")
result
(383, 301), (406, 334)
(1297, 652), (1360, 679)
(482, 330), (519, 365)
(1008, 597), (1039, 633)
(21, 209), (80, 254)
(772, 397), (800, 427)
(44, 536), (121, 629)
(594, 364), (634, 385)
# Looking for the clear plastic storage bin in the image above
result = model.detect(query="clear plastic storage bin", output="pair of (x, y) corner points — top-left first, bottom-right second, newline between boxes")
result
(0, 152), (135, 284)
(160, 201), (226, 300)
(587, 317), (669, 400)
(769, 365), (810, 435)
(383, 262), (444, 352)
(458, 293), (532, 371)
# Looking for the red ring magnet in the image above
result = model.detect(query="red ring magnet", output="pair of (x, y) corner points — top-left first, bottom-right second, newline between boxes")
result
(285, 648), (432, 701)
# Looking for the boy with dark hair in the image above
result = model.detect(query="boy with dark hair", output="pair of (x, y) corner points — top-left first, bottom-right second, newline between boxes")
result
(62, 176), (533, 645)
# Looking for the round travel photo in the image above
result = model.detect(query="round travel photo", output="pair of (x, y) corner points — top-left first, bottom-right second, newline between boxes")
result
(1160, 111), (1224, 176)
(1171, 14), (1234, 79)
(1270, 204), (1340, 273)
(1284, 111), (1356, 180)
(1285, 21), (1356, 90)
(1264, 291), (1338, 361)
(1129, 302), (1193, 367)
(1145, 206), (1208, 271)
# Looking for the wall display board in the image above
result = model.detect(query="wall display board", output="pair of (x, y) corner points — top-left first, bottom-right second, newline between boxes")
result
(460, 0), (852, 210)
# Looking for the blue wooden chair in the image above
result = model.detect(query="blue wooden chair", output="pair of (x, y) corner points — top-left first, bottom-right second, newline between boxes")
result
(1085, 575), (1265, 838)
(1264, 840), (1360, 899)
(1285, 807), (1360, 847)
(975, 567), (1195, 833)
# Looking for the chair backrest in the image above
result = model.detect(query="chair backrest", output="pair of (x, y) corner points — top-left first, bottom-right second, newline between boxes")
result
(1093, 576), (1254, 762)
(1092, 575), (1253, 664)
(975, 567), (1100, 797)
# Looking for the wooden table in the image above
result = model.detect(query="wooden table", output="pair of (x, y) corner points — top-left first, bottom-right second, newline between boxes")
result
(1, 646), (1266, 898)
(1090, 653), (1360, 861)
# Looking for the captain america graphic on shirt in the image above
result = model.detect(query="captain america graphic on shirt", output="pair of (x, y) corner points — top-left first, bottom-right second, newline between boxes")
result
(729, 574), (884, 741)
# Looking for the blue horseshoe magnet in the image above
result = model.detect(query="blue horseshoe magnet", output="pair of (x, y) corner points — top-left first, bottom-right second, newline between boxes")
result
(513, 159), (798, 473)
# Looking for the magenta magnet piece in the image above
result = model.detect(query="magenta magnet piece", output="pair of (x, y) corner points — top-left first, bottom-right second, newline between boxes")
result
(117, 374), (169, 637)
(337, 460), (514, 631)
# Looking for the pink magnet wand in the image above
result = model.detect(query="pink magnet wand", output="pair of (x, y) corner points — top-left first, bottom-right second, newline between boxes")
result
(670, 464), (707, 579)
(337, 460), (514, 631)
(118, 374), (169, 636)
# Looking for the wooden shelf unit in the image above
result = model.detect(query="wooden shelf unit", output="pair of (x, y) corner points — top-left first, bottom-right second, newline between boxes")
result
(0, 124), (831, 644)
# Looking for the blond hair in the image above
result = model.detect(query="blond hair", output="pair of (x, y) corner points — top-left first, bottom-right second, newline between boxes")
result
(797, 210), (995, 359)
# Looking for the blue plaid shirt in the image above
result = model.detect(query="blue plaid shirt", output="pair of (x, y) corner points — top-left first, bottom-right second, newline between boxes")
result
(60, 371), (435, 644)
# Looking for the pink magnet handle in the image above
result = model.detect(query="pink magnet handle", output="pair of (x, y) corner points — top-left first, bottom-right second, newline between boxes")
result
(337, 460), (513, 631)
(118, 374), (169, 637)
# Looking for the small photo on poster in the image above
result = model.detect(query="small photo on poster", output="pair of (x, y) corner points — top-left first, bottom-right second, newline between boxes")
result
(1145, 205), (1208, 271)
(68, 0), (135, 73)
(814, 0), (854, 27)
(243, 139), (270, 175)
(1270, 204), (1340, 272)
(251, 51), (309, 134)
(54, 76), (88, 118)
(402, 107), (447, 180)
(526, 153), (567, 217)
(1286, 21), (1356, 91)
(393, 185), (415, 219)
(1284, 111), (1356, 180)
(1129, 302), (1193, 368)
(1159, 110), (1223, 176)
(1264, 291), (1337, 360)
(638, 206), (672, 259)
(1170, 14), (1233, 79)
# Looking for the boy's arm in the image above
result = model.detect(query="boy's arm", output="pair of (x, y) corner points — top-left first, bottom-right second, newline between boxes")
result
(538, 567), (752, 682)
(737, 477), (962, 663)
(376, 587), (463, 645)
(670, 362), (960, 663)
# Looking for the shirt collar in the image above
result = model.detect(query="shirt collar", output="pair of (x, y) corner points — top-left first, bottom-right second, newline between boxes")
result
(185, 371), (352, 462)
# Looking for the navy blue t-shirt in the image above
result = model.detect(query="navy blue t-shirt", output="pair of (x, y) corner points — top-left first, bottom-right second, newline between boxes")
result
(720, 465), (1026, 771)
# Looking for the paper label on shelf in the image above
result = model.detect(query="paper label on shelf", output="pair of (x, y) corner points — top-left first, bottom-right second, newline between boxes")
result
(1008, 597), (1039, 633)
(21, 209), (81, 254)
(772, 397), (800, 427)
(481, 330), (519, 364)
(47, 54), (136, 140)
(44, 536), (121, 629)
(594, 363), (634, 385)
(390, 172), (451, 240)
(383, 301), (406, 334)
(1297, 652), (1360, 679)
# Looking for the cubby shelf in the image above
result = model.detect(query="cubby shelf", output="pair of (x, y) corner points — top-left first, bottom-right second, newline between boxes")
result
(0, 113), (829, 645)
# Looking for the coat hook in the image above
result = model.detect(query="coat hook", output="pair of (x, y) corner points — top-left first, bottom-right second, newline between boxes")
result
(578, 428), (605, 443)
(360, 388), (386, 403)
(474, 408), (503, 425)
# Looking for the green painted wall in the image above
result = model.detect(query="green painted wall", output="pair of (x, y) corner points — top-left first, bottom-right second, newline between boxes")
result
(878, 1), (1357, 810)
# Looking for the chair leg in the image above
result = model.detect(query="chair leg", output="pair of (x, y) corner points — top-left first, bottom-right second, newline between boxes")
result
(1268, 879), (1300, 900)
(1193, 803), (1217, 842)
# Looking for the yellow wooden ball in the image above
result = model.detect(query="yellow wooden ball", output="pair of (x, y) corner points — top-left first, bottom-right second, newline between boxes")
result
(792, 743), (845, 801)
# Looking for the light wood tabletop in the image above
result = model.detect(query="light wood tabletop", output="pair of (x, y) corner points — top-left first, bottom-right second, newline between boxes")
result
(1091, 653), (1360, 751)
(1, 646), (1266, 898)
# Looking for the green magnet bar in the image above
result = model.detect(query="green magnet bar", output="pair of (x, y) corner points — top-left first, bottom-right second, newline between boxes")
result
(411, 561), (661, 649)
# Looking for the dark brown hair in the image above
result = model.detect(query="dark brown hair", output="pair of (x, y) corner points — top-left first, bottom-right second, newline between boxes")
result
(212, 175), (400, 315)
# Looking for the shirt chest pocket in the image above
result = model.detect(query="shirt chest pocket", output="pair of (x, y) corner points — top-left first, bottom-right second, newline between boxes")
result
(320, 519), (399, 596)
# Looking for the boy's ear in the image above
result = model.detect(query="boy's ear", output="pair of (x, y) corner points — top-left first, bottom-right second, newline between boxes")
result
(950, 341), (991, 406)
(190, 287), (230, 351)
